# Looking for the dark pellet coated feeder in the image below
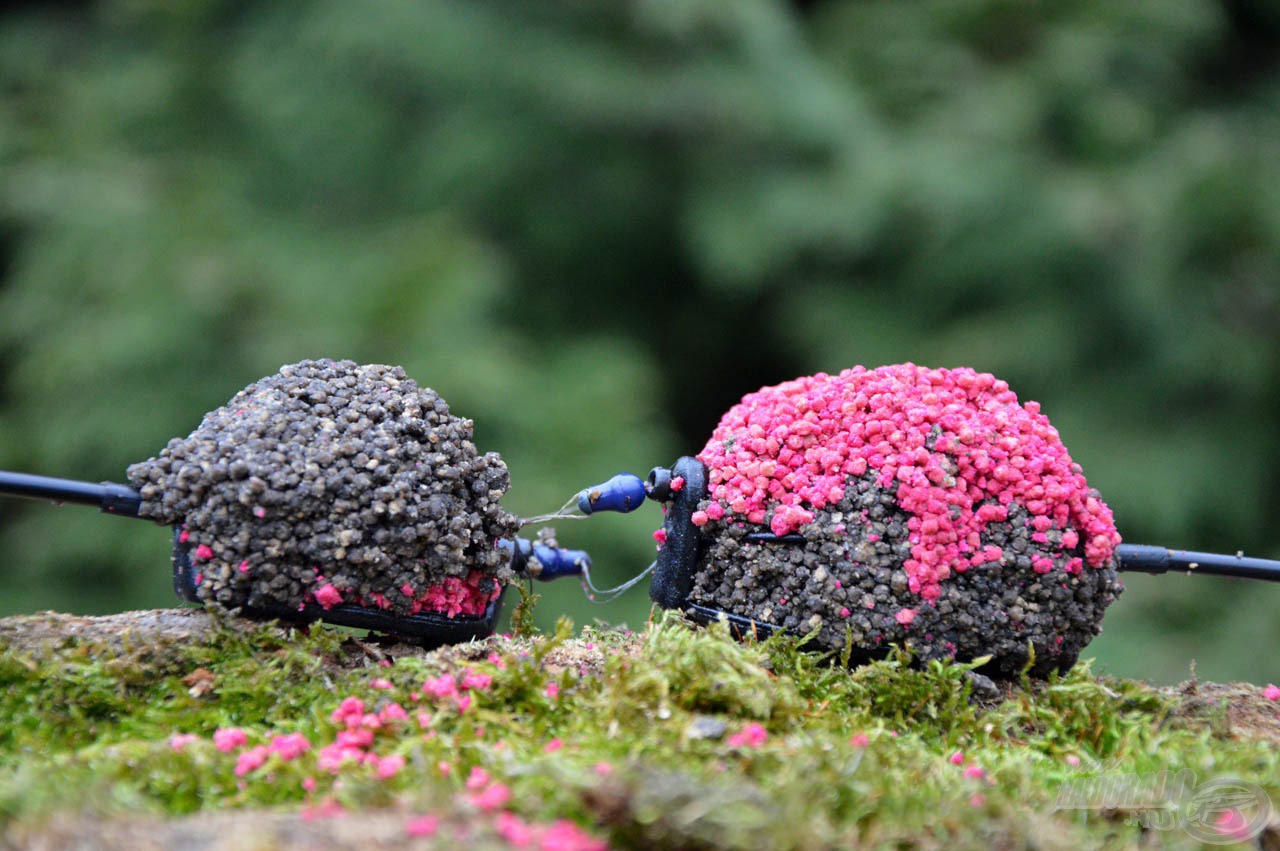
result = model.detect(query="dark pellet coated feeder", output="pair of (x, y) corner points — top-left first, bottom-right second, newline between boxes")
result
(0, 470), (590, 646)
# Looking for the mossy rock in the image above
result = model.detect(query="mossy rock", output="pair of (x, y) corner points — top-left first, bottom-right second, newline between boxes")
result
(1, 608), (1278, 850)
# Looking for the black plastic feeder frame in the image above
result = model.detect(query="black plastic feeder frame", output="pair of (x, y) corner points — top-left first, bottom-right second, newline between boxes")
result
(0, 470), (590, 647)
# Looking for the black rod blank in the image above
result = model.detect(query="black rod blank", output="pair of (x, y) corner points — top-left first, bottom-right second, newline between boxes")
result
(0, 471), (142, 517)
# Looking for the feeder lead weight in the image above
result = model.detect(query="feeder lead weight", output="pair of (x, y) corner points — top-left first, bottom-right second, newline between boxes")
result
(576, 473), (647, 515)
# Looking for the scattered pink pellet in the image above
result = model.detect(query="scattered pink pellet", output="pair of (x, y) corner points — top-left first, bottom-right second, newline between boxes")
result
(234, 745), (270, 776)
(269, 732), (311, 761)
(895, 608), (916, 626)
(949, 750), (964, 765)
(461, 669), (492, 691)
(417, 712), (434, 730)
(213, 727), (247, 752)
(252, 506), (266, 518)
(404, 815), (440, 838)
(331, 696), (366, 727)
(970, 794), (986, 807)
(962, 764), (985, 779)
(379, 703), (408, 724)
(302, 776), (317, 792)
(839, 607), (851, 618)
(454, 694), (472, 713)
(336, 728), (374, 750)
(545, 682), (561, 699)
(301, 799), (346, 821)
(178, 529), (190, 543)
(1264, 684), (1280, 701)
(652, 528), (668, 546)
(1215, 808), (1252, 841)
(466, 766), (491, 790)
(437, 760), (452, 776)
(495, 812), (536, 845)
(544, 738), (564, 753)
(1065, 754), (1081, 766)
(423, 674), (458, 699)
(169, 733), (199, 752)
(376, 754), (406, 779)
(193, 543), (214, 562)
(469, 782), (512, 811)
(541, 820), (609, 851)
(593, 761), (614, 775)
(371, 678), (393, 690)
(850, 733), (870, 748)
(487, 652), (507, 669)
(670, 475), (685, 492)
(691, 510), (709, 527)
(727, 722), (768, 749)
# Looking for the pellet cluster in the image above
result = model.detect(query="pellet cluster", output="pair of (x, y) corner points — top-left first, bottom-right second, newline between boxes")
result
(127, 359), (519, 615)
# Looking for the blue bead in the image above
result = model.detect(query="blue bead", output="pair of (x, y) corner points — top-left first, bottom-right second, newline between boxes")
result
(576, 473), (647, 514)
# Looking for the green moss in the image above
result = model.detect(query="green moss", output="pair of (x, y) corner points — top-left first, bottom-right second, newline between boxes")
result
(0, 608), (1276, 849)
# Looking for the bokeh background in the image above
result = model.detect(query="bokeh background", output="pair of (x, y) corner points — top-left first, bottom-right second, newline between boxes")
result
(1, 0), (1278, 684)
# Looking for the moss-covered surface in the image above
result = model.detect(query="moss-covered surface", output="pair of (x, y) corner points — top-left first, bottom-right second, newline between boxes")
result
(0, 605), (1277, 850)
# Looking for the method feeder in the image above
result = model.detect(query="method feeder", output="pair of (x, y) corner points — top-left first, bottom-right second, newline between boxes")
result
(0, 470), (589, 646)
(557, 364), (1280, 675)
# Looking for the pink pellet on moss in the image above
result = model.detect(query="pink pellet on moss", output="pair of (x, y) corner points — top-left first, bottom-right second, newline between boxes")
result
(376, 754), (406, 779)
(540, 820), (610, 851)
(169, 733), (198, 752)
(405, 815), (440, 838)
(949, 750), (964, 765)
(496, 812), (536, 845)
(546, 682), (561, 699)
(461, 669), (492, 691)
(466, 766), (490, 790)
(234, 745), (270, 776)
(213, 727), (247, 752)
(270, 733), (311, 761)
(468, 782), (512, 811)
(727, 722), (768, 749)
(331, 696), (365, 727)
(380, 703), (408, 724)
(1264, 684), (1280, 701)
(696, 364), (1121, 601)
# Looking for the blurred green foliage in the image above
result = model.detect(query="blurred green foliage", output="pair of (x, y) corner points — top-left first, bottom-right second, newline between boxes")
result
(0, 0), (1277, 683)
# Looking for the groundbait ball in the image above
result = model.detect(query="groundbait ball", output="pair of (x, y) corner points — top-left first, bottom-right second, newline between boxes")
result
(686, 364), (1123, 676)
(127, 359), (519, 617)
